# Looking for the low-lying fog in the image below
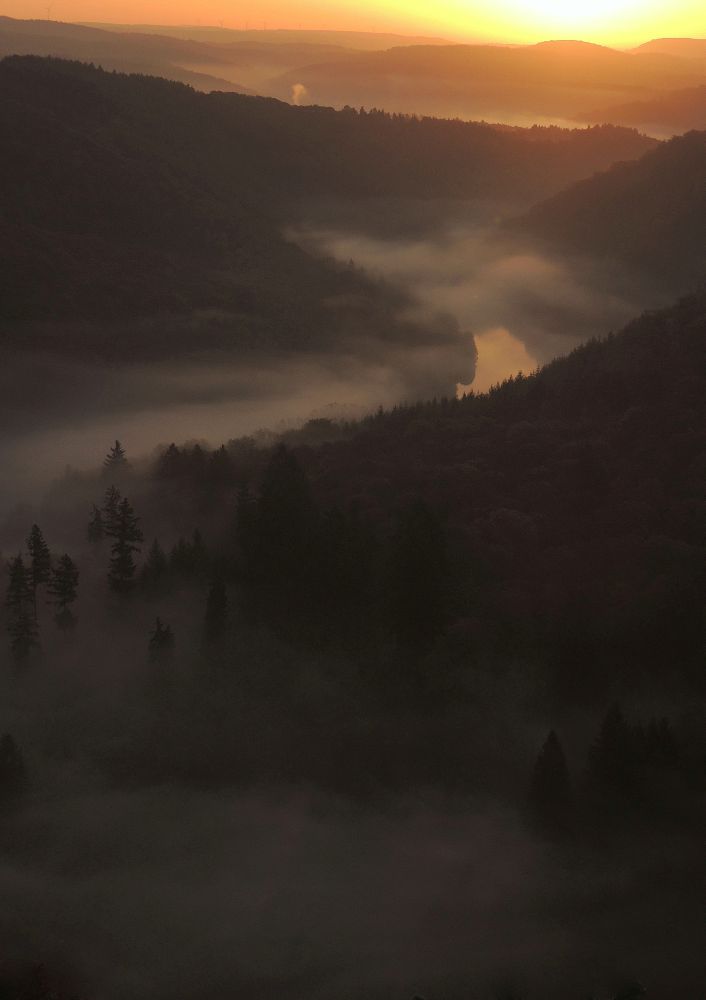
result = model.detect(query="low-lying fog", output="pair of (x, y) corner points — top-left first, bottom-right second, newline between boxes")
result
(292, 217), (660, 393)
(2, 780), (702, 999)
(0, 208), (668, 513)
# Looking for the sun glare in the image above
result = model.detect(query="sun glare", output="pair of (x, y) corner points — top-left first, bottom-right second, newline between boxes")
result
(499, 0), (651, 37)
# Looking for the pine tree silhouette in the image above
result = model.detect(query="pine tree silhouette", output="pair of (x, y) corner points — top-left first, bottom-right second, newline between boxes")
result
(142, 539), (168, 588)
(87, 504), (105, 544)
(149, 617), (175, 661)
(106, 497), (143, 594)
(103, 439), (128, 473)
(5, 555), (39, 664)
(589, 704), (636, 798)
(47, 554), (79, 630)
(27, 524), (51, 613)
(102, 485), (122, 536)
(528, 730), (573, 836)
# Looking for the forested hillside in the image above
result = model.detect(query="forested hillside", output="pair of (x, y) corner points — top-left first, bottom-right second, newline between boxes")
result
(129, 291), (705, 701)
(581, 84), (706, 134)
(516, 129), (706, 288)
(0, 55), (657, 331)
(18, 290), (703, 712)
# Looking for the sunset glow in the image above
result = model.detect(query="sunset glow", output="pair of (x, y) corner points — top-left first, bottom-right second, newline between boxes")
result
(4, 0), (706, 46)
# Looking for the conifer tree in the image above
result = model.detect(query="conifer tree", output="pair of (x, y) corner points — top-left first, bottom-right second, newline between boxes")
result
(102, 485), (122, 536)
(5, 555), (38, 664)
(47, 554), (79, 630)
(104, 439), (128, 473)
(203, 574), (228, 644)
(87, 504), (105, 544)
(149, 617), (175, 661)
(27, 524), (51, 611)
(0, 734), (27, 801)
(157, 443), (183, 479)
(169, 531), (208, 577)
(141, 539), (168, 588)
(106, 497), (143, 594)
(645, 717), (679, 768)
(209, 444), (234, 485)
(528, 730), (573, 836)
(588, 704), (635, 797)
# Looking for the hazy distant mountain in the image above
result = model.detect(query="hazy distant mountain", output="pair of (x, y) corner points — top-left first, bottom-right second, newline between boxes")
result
(0, 17), (392, 93)
(516, 130), (706, 289)
(0, 16), (256, 92)
(633, 37), (706, 60)
(265, 39), (706, 122)
(84, 23), (451, 50)
(581, 84), (706, 135)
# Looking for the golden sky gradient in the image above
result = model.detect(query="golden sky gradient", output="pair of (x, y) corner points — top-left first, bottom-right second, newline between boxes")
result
(6, 0), (706, 46)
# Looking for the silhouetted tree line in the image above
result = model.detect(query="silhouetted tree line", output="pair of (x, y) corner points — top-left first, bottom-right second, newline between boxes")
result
(529, 708), (689, 838)
(87, 482), (143, 593)
(142, 294), (706, 699)
(4, 524), (79, 664)
(152, 441), (453, 650)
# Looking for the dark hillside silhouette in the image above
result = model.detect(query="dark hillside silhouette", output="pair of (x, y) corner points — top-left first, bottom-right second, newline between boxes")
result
(0, 55), (658, 323)
(146, 291), (706, 697)
(515, 130), (706, 288)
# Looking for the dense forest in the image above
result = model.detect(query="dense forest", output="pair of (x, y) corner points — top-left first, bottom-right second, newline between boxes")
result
(3, 290), (704, 801)
(0, 55), (658, 332)
(581, 84), (706, 134)
(516, 129), (706, 286)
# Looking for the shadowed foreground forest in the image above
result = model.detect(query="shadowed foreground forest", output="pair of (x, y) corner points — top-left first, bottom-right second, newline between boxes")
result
(1, 291), (704, 999)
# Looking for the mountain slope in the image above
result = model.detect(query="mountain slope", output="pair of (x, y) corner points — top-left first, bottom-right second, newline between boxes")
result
(515, 130), (706, 288)
(0, 54), (469, 387)
(83, 24), (451, 49)
(580, 84), (706, 134)
(145, 290), (706, 692)
(265, 40), (706, 121)
(0, 16), (255, 92)
(633, 38), (706, 60)
(0, 55), (660, 332)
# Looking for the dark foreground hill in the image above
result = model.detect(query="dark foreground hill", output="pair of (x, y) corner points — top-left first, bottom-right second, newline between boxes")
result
(515, 130), (706, 291)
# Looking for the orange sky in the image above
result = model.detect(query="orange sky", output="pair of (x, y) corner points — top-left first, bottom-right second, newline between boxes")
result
(5, 0), (706, 46)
